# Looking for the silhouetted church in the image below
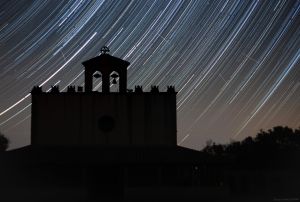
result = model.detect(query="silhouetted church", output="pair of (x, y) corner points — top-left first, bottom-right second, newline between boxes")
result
(31, 46), (177, 147)
(24, 47), (211, 201)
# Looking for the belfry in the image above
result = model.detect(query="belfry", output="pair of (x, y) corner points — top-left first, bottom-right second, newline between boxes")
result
(31, 46), (177, 147)
(83, 46), (129, 93)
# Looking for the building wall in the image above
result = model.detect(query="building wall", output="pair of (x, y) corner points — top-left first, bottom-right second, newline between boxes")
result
(31, 92), (177, 146)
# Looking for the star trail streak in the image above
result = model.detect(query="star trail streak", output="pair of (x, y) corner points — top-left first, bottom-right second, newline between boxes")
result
(0, 0), (299, 150)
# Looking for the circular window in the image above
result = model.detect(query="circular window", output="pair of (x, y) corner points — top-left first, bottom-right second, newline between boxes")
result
(98, 115), (115, 132)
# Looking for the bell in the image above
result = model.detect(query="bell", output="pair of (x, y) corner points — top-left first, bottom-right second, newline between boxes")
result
(93, 73), (101, 78)
(112, 78), (117, 84)
(111, 73), (119, 78)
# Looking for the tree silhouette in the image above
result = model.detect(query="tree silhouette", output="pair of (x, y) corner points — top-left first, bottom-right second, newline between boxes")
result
(203, 126), (300, 155)
(0, 132), (9, 151)
(202, 126), (300, 168)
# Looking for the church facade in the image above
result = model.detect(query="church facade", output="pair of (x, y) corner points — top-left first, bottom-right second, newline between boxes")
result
(31, 47), (177, 147)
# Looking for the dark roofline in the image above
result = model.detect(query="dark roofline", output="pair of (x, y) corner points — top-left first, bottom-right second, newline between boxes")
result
(82, 54), (130, 67)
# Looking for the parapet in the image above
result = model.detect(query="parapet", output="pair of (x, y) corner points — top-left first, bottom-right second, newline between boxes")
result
(31, 86), (43, 94)
(31, 85), (176, 94)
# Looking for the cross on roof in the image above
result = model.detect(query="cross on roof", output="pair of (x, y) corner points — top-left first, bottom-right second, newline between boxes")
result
(100, 46), (110, 54)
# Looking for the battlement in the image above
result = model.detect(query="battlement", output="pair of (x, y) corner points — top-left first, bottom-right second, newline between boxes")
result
(31, 85), (176, 94)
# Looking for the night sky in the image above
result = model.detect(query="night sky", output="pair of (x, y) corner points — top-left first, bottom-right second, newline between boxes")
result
(0, 0), (299, 150)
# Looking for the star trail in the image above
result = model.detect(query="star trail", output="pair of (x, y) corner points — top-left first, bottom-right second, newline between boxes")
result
(0, 0), (299, 150)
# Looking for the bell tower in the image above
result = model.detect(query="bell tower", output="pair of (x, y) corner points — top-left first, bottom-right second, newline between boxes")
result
(83, 46), (130, 93)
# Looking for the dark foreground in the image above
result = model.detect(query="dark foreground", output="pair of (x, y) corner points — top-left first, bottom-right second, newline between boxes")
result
(1, 146), (299, 202)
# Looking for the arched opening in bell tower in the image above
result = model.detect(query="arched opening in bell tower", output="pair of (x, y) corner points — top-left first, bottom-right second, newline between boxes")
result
(109, 71), (120, 92)
(92, 71), (102, 91)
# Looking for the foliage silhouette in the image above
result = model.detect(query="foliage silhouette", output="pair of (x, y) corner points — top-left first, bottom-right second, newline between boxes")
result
(0, 132), (9, 151)
(202, 126), (300, 168)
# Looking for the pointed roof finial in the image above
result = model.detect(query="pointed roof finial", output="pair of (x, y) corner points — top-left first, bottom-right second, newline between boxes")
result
(100, 46), (110, 54)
